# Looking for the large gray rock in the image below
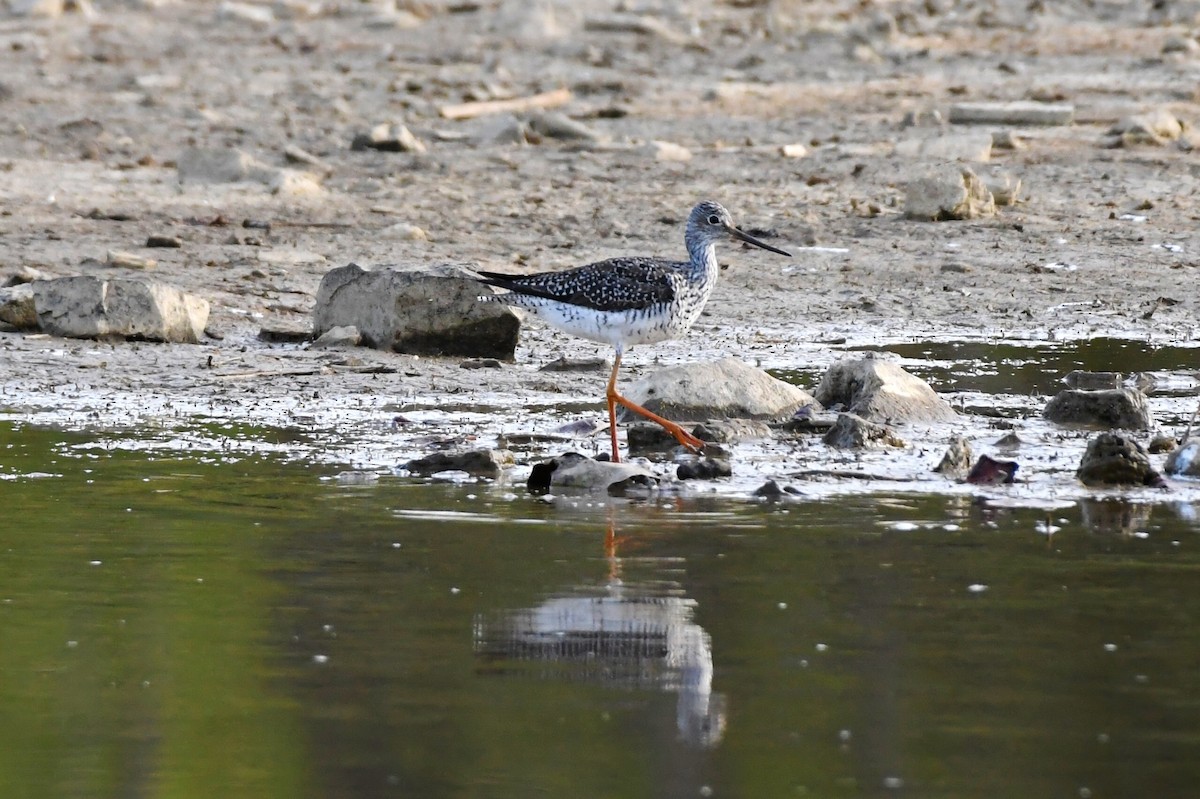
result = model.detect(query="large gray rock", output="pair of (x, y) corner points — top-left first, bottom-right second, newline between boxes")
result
(622, 358), (819, 423)
(405, 448), (513, 478)
(313, 262), (520, 358)
(527, 453), (661, 496)
(815, 358), (957, 423)
(1043, 388), (1151, 430)
(0, 276), (208, 343)
(1077, 433), (1165, 487)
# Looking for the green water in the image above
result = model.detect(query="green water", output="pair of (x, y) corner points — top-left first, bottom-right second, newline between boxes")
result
(2, 423), (1200, 798)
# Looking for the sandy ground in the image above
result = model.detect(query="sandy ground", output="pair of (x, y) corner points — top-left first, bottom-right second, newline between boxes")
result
(2, 0), (1199, 497)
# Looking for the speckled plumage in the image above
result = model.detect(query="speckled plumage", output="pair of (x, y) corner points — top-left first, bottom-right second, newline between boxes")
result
(474, 200), (791, 462)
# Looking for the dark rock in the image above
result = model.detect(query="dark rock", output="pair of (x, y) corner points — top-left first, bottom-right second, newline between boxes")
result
(822, 412), (906, 449)
(1043, 388), (1151, 430)
(314, 262), (520, 359)
(1148, 433), (1176, 454)
(1076, 433), (1165, 487)
(676, 458), (732, 480)
(350, 122), (426, 153)
(146, 235), (183, 248)
(622, 358), (819, 423)
(934, 435), (973, 478)
(405, 448), (513, 478)
(993, 432), (1023, 450)
(753, 479), (784, 500)
(460, 358), (502, 369)
(1164, 440), (1200, 477)
(966, 454), (1018, 485)
(781, 406), (839, 433)
(539, 355), (610, 372)
(815, 357), (957, 423)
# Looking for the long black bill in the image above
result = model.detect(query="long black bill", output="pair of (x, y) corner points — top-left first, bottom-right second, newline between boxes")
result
(727, 225), (792, 257)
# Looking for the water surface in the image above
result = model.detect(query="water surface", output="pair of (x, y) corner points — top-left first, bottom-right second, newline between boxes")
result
(2, 423), (1199, 797)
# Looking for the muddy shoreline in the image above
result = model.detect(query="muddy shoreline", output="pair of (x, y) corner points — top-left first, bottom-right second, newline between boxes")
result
(2, 0), (1198, 502)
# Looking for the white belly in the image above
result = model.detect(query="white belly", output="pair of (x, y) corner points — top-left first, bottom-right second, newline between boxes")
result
(517, 298), (695, 348)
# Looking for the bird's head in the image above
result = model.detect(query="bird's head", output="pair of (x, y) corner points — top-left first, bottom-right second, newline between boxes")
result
(686, 201), (791, 256)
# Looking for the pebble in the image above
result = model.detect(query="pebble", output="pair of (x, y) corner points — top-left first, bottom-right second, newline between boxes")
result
(459, 358), (502, 369)
(309, 325), (361, 350)
(525, 111), (604, 143)
(539, 355), (609, 372)
(990, 130), (1024, 150)
(1106, 110), (1184, 146)
(258, 321), (313, 343)
(106, 250), (156, 270)
(986, 173), (1022, 206)
(386, 222), (428, 241)
(145, 235), (182, 248)
(947, 101), (1075, 126)
(217, 1), (274, 24)
(779, 143), (808, 158)
(351, 123), (427, 153)
(644, 140), (692, 162)
(473, 115), (528, 145)
(966, 455), (1018, 485)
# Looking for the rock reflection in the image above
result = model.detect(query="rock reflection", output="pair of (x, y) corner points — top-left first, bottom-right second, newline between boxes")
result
(1080, 498), (1153, 535)
(473, 526), (726, 748)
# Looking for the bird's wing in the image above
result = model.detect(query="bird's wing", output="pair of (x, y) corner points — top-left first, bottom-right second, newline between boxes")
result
(476, 257), (682, 312)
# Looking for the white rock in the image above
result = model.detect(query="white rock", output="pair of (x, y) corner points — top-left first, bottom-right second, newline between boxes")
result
(645, 140), (692, 162)
(12, 277), (208, 343)
(779, 143), (808, 158)
(217, 0), (274, 24)
(269, 168), (324, 197)
(623, 358), (819, 422)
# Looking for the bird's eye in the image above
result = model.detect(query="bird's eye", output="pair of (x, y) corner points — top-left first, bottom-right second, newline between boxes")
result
(707, 214), (721, 225)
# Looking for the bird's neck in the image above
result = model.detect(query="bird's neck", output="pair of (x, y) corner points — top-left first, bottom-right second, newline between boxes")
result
(685, 238), (719, 284)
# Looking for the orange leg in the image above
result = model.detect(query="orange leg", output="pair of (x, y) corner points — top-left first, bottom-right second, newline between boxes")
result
(605, 352), (705, 463)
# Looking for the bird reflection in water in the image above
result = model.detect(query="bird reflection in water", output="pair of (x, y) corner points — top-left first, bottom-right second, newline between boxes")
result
(472, 514), (726, 748)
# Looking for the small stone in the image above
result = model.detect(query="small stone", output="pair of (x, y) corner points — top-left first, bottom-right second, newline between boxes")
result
(623, 358), (818, 422)
(0, 283), (37, 329)
(905, 166), (996, 220)
(780, 143), (808, 158)
(900, 109), (944, 127)
(1077, 433), (1164, 487)
(644, 140), (692, 162)
(351, 123), (427, 153)
(676, 458), (732, 480)
(145, 235), (183, 248)
(947, 101), (1075, 126)
(1043, 388), (1152, 430)
(460, 358), (502, 369)
(4, 265), (49, 286)
(106, 250), (157, 270)
(283, 144), (329, 170)
(539, 355), (609, 372)
(525, 111), (603, 142)
(217, 1), (274, 24)
(990, 130), (1024, 150)
(993, 432), (1023, 450)
(1148, 432), (1177, 454)
(473, 115), (528, 145)
(309, 324), (360, 349)
(934, 435), (973, 478)
(270, 169), (324, 197)
(386, 223), (428, 241)
(986, 173), (1022, 206)
(822, 413), (906, 449)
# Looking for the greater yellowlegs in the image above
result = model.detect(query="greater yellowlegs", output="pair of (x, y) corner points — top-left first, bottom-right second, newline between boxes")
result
(476, 200), (791, 463)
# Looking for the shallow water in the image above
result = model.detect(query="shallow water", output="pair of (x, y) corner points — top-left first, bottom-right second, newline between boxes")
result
(3, 422), (1200, 797)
